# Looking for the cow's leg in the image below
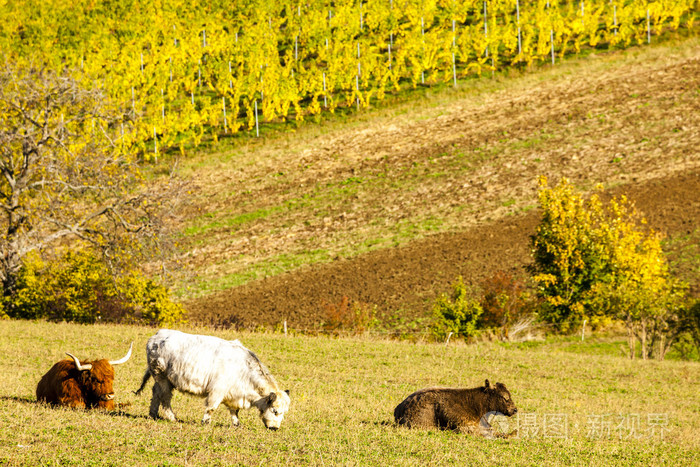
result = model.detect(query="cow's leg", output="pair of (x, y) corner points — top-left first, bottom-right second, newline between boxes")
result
(202, 392), (225, 424)
(151, 377), (176, 421)
(222, 401), (241, 426)
(62, 397), (86, 409)
(148, 382), (162, 419)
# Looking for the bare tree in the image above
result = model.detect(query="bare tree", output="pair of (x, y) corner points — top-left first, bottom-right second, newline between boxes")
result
(0, 64), (165, 298)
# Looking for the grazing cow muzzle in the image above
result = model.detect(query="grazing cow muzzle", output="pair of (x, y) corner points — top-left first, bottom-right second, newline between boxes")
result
(101, 393), (115, 401)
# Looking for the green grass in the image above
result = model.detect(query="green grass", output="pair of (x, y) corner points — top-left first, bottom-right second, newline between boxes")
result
(179, 249), (332, 299)
(1, 320), (698, 465)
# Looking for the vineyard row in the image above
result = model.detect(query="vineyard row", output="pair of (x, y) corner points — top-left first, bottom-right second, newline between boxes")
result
(1, 0), (696, 156)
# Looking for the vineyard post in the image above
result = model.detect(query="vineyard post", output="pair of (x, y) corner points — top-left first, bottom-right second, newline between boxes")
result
(295, 36), (298, 61)
(254, 100), (259, 137)
(191, 90), (194, 107)
(613, 3), (618, 37)
(323, 72), (327, 108)
(153, 126), (158, 162)
(161, 89), (165, 124)
(223, 97), (228, 133)
(169, 57), (173, 82)
(388, 43), (392, 70)
(357, 42), (361, 78)
(360, 3), (363, 31)
(646, 8), (651, 43)
(202, 28), (206, 48)
(356, 75), (360, 110)
(581, 1), (585, 27)
(452, 52), (457, 87)
(551, 30), (555, 65)
(140, 53), (144, 74)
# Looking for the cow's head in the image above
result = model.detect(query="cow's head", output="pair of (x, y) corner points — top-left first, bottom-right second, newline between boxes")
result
(483, 379), (518, 416)
(259, 389), (291, 430)
(66, 342), (132, 409)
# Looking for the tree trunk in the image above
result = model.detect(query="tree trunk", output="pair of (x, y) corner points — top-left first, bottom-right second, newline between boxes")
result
(0, 243), (22, 299)
(626, 320), (635, 360)
(640, 319), (648, 361)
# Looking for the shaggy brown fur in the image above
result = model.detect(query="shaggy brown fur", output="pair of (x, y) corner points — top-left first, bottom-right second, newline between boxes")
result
(36, 359), (117, 410)
(394, 380), (517, 435)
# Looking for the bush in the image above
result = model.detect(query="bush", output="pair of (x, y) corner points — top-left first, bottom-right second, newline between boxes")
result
(431, 276), (482, 342)
(479, 271), (538, 341)
(322, 296), (379, 335)
(2, 250), (184, 325)
(529, 176), (606, 331)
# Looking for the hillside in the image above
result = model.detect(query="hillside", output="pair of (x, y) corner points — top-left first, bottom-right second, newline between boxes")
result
(177, 36), (700, 329)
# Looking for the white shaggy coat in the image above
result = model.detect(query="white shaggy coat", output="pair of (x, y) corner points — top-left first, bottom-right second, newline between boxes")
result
(135, 329), (290, 429)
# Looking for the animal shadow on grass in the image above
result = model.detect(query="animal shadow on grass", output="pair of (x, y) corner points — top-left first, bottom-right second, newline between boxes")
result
(365, 418), (516, 439)
(0, 395), (151, 420)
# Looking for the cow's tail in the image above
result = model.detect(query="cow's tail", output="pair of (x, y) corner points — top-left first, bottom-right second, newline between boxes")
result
(134, 369), (152, 396)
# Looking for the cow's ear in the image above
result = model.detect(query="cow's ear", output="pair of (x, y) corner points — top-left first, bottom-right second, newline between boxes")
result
(483, 379), (490, 391)
(268, 392), (277, 403)
(285, 389), (290, 396)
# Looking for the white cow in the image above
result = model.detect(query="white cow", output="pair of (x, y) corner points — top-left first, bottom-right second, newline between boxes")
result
(135, 329), (290, 429)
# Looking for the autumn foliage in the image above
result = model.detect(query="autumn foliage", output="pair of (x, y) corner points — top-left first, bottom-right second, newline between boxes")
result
(2, 250), (184, 326)
(0, 0), (694, 155)
(530, 177), (689, 359)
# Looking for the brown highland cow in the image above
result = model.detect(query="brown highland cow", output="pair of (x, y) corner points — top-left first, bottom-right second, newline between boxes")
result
(394, 379), (518, 437)
(36, 343), (132, 410)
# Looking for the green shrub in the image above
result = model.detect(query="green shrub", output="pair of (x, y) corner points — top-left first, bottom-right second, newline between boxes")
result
(3, 250), (184, 325)
(430, 276), (483, 342)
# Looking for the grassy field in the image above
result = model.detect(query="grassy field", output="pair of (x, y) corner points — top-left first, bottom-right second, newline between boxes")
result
(1, 320), (698, 465)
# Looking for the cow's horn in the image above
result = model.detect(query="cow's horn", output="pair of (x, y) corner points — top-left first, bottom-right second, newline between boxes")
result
(66, 353), (92, 371)
(109, 342), (133, 366)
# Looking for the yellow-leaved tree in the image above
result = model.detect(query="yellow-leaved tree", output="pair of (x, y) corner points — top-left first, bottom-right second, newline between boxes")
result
(530, 177), (688, 359)
(587, 195), (687, 360)
(0, 64), (183, 325)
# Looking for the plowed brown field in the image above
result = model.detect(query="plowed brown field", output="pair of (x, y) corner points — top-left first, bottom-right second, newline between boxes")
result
(183, 38), (700, 329)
